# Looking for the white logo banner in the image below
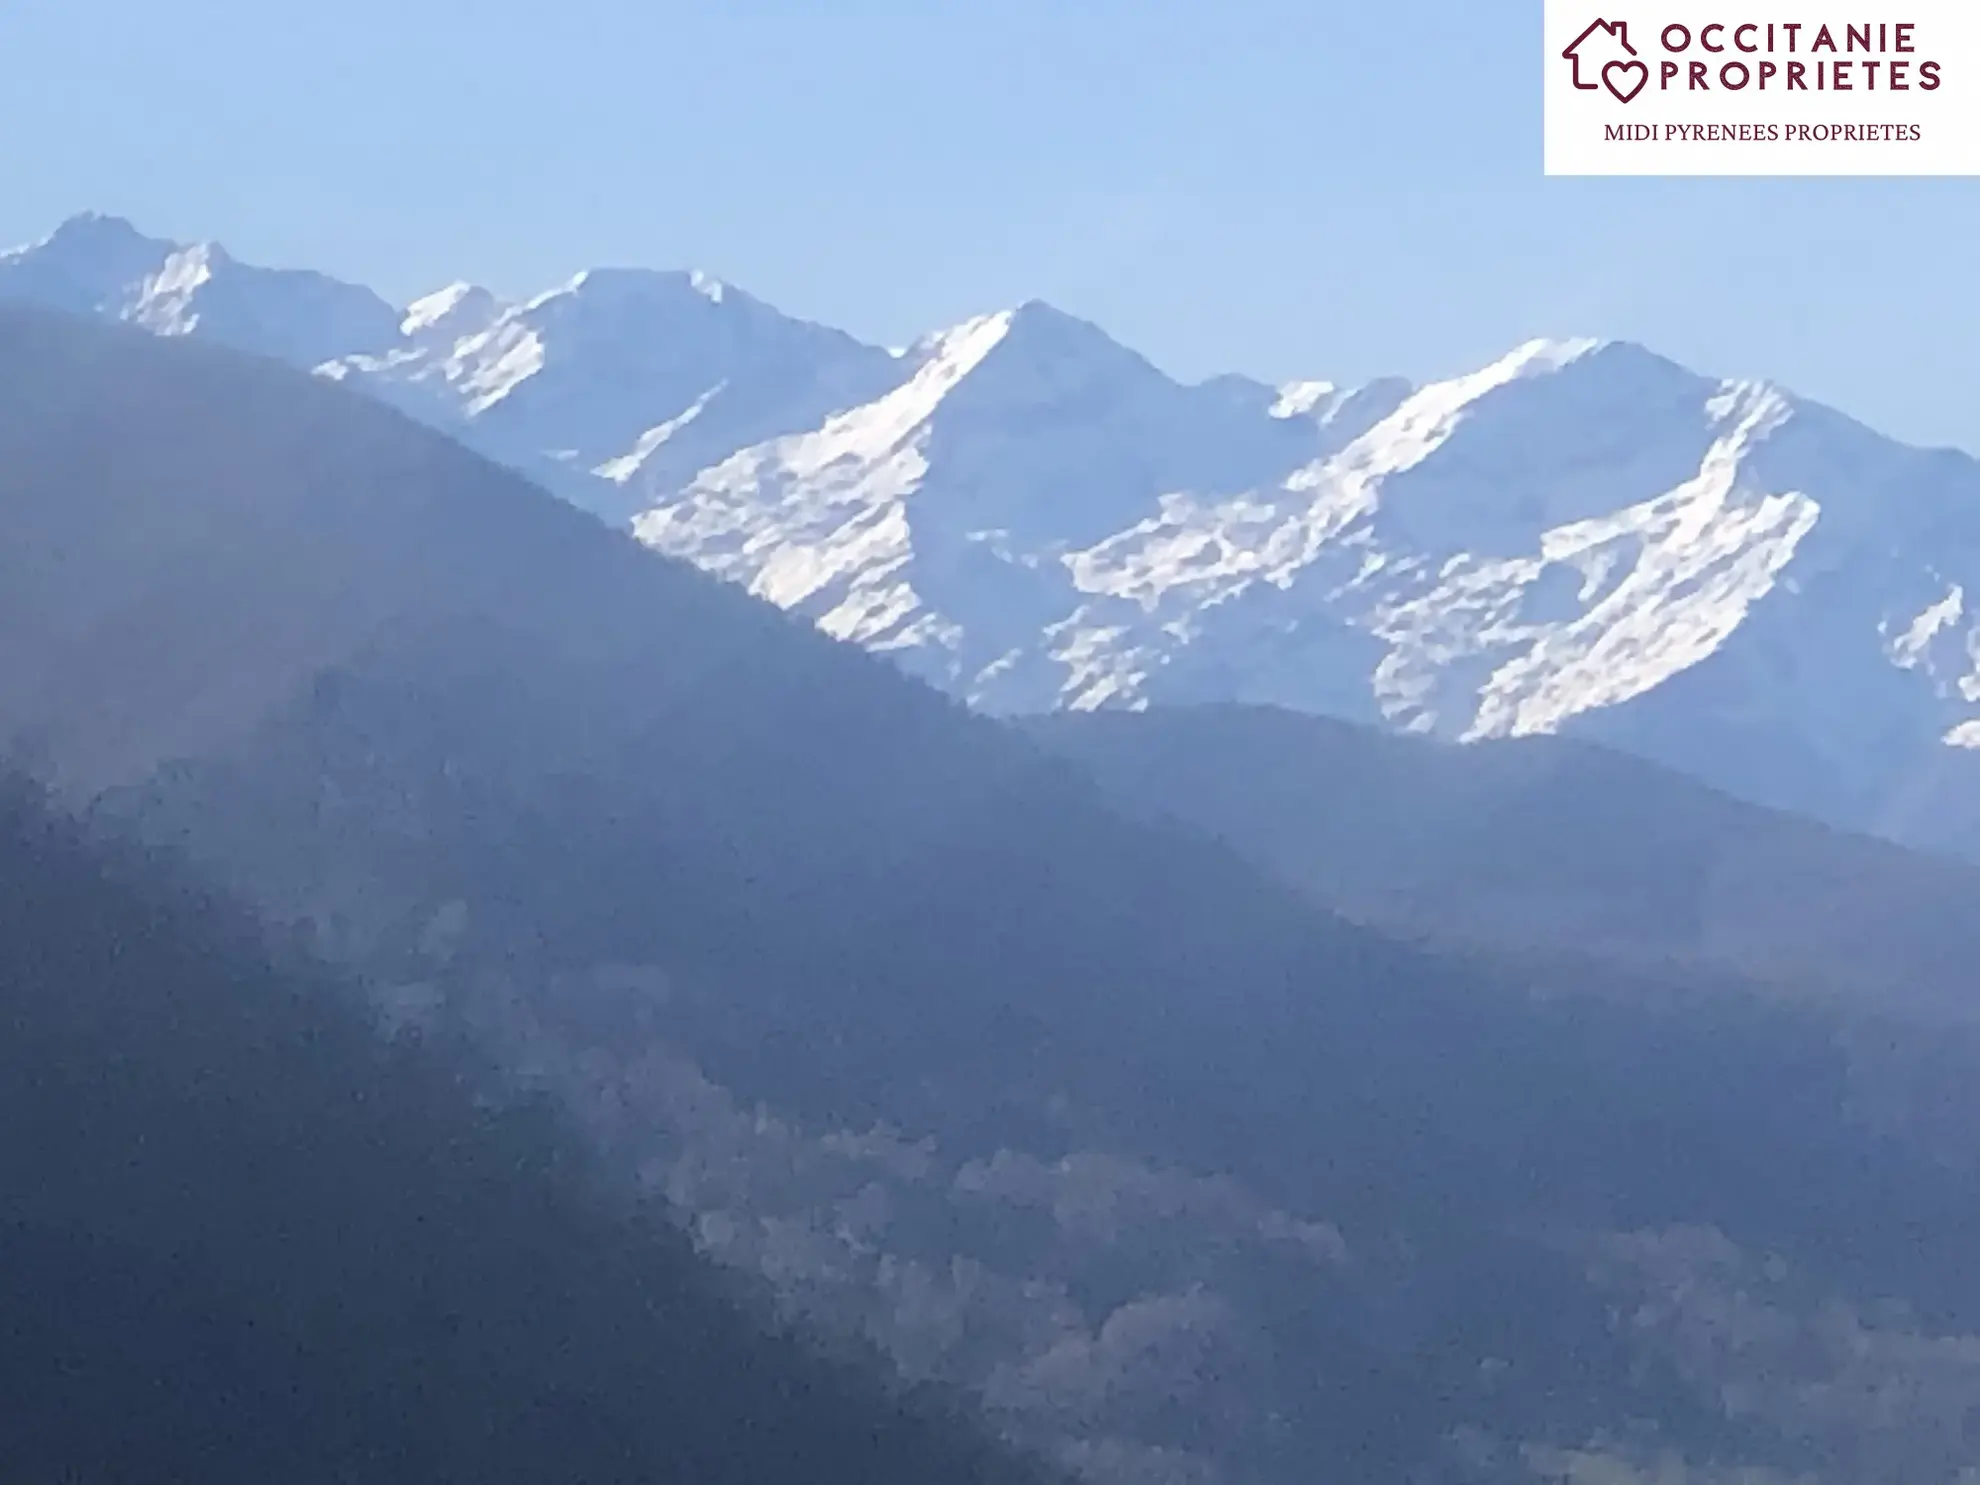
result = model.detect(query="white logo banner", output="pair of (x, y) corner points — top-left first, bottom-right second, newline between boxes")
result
(1544, 4), (1980, 174)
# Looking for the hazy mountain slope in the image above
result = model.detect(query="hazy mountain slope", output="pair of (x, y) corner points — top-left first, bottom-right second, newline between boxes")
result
(0, 212), (399, 366)
(8, 214), (1979, 856)
(0, 214), (905, 524)
(1025, 704), (1980, 1021)
(0, 783), (1043, 1485)
(9, 304), (1980, 1484)
(328, 266), (905, 524)
(114, 594), (1980, 1485)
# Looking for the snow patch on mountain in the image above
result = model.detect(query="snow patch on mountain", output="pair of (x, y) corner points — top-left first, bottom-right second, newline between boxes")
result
(1457, 386), (1818, 738)
(636, 311), (1015, 649)
(401, 281), (499, 340)
(1885, 581), (1980, 711)
(128, 243), (216, 336)
(596, 384), (728, 484)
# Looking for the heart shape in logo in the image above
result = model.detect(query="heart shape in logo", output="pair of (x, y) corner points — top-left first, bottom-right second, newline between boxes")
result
(1603, 59), (1648, 104)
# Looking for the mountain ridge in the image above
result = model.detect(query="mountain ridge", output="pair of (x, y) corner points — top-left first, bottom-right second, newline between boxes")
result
(8, 214), (1979, 854)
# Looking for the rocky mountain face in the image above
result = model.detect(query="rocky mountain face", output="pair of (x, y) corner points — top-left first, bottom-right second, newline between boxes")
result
(7, 213), (1978, 850)
(9, 304), (1980, 1485)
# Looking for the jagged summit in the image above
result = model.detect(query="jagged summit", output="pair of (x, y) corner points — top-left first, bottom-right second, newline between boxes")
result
(0, 213), (171, 317)
(0, 215), (397, 366)
(401, 280), (501, 339)
(356, 257), (902, 516)
(527, 264), (740, 313)
(551, 263), (733, 303)
(21, 210), (157, 255)
(9, 213), (1980, 852)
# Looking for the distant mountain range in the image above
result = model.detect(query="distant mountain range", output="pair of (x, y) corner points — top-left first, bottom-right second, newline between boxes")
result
(7, 212), (1978, 852)
(9, 300), (1980, 1485)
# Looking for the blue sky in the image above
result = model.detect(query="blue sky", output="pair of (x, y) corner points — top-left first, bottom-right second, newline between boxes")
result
(4, 0), (1978, 450)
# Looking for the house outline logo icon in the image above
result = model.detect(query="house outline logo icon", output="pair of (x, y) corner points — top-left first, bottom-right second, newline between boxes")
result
(1563, 18), (1649, 104)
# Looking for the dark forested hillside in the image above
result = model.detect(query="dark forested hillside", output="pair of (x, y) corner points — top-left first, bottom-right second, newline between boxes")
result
(1026, 703), (1980, 1023)
(7, 305), (1980, 1483)
(0, 784), (1042, 1485)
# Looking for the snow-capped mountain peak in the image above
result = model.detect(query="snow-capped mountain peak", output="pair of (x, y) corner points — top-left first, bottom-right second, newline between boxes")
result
(401, 281), (502, 341)
(0, 213), (167, 318)
(0, 214), (398, 367)
(324, 261), (908, 520)
(9, 213), (1980, 848)
(1271, 380), (1340, 419)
